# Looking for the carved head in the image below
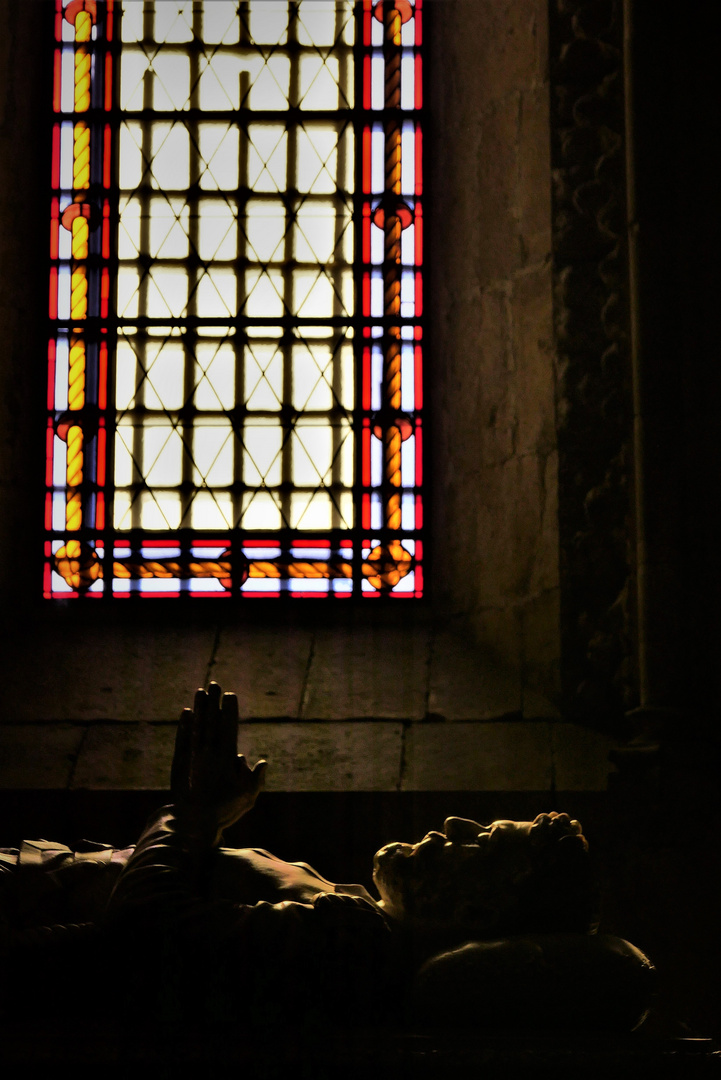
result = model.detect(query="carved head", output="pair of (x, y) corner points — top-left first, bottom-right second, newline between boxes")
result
(373, 812), (597, 938)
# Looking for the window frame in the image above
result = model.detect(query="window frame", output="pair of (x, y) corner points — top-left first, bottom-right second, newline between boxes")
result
(44, 0), (426, 603)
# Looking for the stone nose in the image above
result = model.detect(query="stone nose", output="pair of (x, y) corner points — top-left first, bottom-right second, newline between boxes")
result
(443, 816), (484, 841)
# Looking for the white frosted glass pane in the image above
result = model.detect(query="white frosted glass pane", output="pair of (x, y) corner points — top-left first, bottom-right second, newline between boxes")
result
(340, 343), (354, 410)
(294, 203), (336, 263)
(401, 53), (415, 110)
(60, 123), (74, 189)
(151, 125), (189, 188)
(401, 344), (415, 411)
(401, 432), (415, 487)
(202, 1), (239, 44)
(371, 127), (384, 193)
(246, 327), (284, 339)
(193, 423), (234, 485)
(402, 493), (415, 530)
(299, 56), (339, 110)
(401, 223), (414, 266)
(297, 3), (337, 46)
(188, 577), (227, 593)
(58, 215), (72, 260)
(150, 55), (190, 110)
(199, 126), (239, 189)
(371, 55), (384, 111)
(371, 346), (382, 411)
(199, 53), (244, 110)
(371, 432), (382, 486)
(119, 51), (148, 110)
(57, 267), (70, 319)
(296, 127), (337, 193)
(145, 342), (185, 410)
(146, 269), (188, 317)
(246, 270), (284, 318)
(340, 425), (354, 485)
(119, 123), (143, 189)
(290, 491), (331, 529)
(53, 436), (66, 487)
(196, 344), (236, 410)
(341, 127), (354, 190)
(341, 6), (355, 45)
(117, 268), (140, 318)
(241, 491), (282, 530)
(118, 198), (140, 258)
(114, 426), (134, 485)
(191, 492), (233, 529)
(294, 271), (334, 318)
(198, 203), (237, 260)
(292, 346), (332, 411)
(245, 345), (283, 411)
(244, 423), (282, 486)
(113, 491), (133, 529)
(341, 270), (353, 315)
(246, 200), (286, 261)
(138, 578), (179, 593)
(247, 127), (287, 191)
(141, 492), (182, 529)
(394, 570), (415, 593)
(61, 50), (74, 112)
(144, 426), (183, 485)
(370, 221), (383, 265)
(403, 131), (416, 199)
(370, 272), (383, 317)
(154, 2), (193, 41)
(339, 491), (354, 527)
(149, 199), (189, 258)
(120, 2), (144, 41)
(115, 343), (138, 410)
(249, 3), (288, 45)
(196, 270), (236, 317)
(250, 57), (290, 110)
(288, 578), (329, 593)
(293, 423), (332, 484)
(55, 338), (69, 411)
(400, 270), (414, 318)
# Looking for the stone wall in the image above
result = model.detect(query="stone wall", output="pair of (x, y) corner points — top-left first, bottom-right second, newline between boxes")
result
(427, 0), (560, 699)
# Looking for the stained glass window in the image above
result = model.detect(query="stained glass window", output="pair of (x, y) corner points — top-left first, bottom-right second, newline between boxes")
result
(46, 0), (424, 598)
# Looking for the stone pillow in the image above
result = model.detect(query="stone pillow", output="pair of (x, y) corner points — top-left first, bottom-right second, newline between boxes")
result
(411, 933), (656, 1032)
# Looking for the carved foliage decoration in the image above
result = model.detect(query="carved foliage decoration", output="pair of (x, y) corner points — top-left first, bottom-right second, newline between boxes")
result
(549, 0), (636, 728)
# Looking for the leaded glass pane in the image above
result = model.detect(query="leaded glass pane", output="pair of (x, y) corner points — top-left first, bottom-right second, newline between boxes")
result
(46, 0), (424, 598)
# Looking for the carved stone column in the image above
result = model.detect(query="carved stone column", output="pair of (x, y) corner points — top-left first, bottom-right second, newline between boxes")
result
(549, 0), (636, 730)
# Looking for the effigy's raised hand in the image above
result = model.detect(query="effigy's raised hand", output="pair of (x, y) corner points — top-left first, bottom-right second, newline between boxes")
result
(171, 682), (267, 842)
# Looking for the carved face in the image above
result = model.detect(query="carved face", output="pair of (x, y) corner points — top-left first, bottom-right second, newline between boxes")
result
(373, 813), (589, 934)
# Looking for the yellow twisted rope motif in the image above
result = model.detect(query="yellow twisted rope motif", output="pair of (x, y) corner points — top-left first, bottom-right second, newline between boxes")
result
(112, 559), (233, 581)
(52, 550), (414, 589)
(63, 5), (95, 537)
(248, 560), (353, 580)
(379, 5), (408, 577)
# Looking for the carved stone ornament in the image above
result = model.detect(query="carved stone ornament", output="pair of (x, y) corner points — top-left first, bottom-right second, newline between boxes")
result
(550, 0), (636, 729)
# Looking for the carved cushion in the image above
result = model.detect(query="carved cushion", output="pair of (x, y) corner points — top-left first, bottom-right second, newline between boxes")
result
(411, 933), (656, 1032)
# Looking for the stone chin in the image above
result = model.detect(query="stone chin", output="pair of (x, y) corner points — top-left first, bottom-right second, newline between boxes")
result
(373, 842), (413, 870)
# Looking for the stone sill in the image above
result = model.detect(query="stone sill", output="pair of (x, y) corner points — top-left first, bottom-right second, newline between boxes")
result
(0, 613), (618, 793)
(4, 611), (557, 723)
